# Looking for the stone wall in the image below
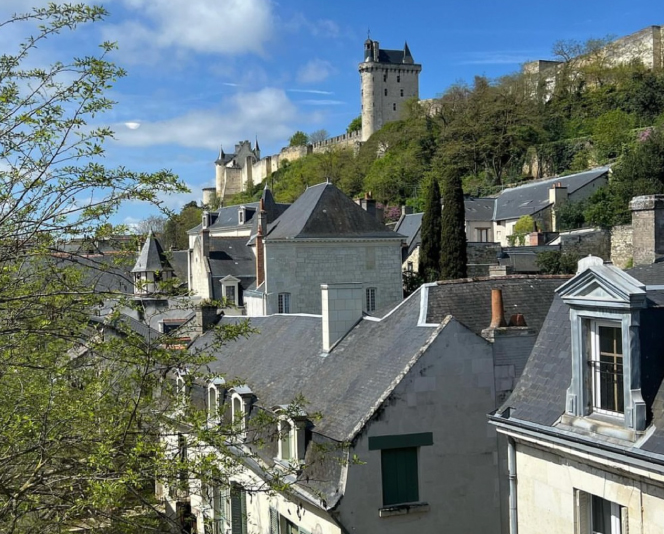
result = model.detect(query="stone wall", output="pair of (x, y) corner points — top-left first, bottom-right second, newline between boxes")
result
(610, 225), (633, 268)
(264, 240), (403, 315)
(311, 130), (362, 154)
(467, 242), (502, 277)
(559, 228), (611, 259)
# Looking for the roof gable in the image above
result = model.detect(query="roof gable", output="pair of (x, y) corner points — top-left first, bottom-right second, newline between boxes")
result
(557, 258), (646, 309)
(131, 233), (173, 273)
(267, 183), (402, 240)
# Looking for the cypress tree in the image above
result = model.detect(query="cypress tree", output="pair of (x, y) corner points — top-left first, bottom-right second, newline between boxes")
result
(440, 169), (468, 280)
(419, 178), (442, 282)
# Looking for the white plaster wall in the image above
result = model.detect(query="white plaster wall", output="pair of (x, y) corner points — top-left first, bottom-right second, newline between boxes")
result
(514, 441), (664, 534)
(338, 319), (501, 534)
(494, 220), (517, 247)
(245, 294), (264, 317)
(190, 239), (212, 299)
(466, 220), (494, 242)
(264, 240), (403, 315)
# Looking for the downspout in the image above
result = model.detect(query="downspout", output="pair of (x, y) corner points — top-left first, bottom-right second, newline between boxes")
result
(508, 437), (518, 534)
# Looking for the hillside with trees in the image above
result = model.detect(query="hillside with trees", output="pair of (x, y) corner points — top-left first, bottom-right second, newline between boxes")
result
(229, 37), (664, 229)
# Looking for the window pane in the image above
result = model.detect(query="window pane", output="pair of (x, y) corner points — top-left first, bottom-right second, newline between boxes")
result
(599, 326), (620, 354)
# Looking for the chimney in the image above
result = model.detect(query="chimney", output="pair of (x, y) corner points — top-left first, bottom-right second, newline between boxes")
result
(489, 265), (513, 277)
(549, 183), (568, 231)
(630, 195), (664, 265)
(196, 303), (218, 333)
(321, 283), (363, 352)
(255, 199), (266, 287)
(489, 288), (507, 328)
(357, 192), (383, 222)
(201, 211), (210, 258)
(481, 288), (537, 407)
(401, 205), (413, 217)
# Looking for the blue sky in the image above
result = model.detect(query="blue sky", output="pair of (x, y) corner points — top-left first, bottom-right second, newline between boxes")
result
(2, 0), (661, 227)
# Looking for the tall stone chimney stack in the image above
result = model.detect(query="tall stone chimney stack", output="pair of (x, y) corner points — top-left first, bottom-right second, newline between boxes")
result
(630, 195), (664, 265)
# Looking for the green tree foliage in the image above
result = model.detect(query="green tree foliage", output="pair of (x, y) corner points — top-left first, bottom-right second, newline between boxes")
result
(536, 250), (580, 274)
(592, 109), (635, 160)
(555, 200), (586, 230)
(288, 130), (308, 146)
(0, 7), (303, 533)
(418, 179), (442, 281)
(584, 127), (664, 226)
(163, 201), (203, 250)
(439, 168), (468, 280)
(347, 115), (362, 133)
(508, 215), (536, 246)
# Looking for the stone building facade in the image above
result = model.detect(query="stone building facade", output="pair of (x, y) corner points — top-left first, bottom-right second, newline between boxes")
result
(359, 39), (421, 141)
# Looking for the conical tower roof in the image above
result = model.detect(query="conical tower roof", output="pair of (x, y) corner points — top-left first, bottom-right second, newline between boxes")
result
(131, 232), (174, 273)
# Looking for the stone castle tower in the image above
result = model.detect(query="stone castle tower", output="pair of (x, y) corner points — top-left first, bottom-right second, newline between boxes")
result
(359, 39), (422, 141)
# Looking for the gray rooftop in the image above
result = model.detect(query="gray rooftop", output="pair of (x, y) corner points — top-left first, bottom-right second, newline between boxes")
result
(465, 198), (496, 222)
(494, 167), (609, 221)
(394, 212), (423, 254)
(267, 182), (403, 240)
(190, 289), (435, 443)
(131, 233), (173, 273)
(426, 275), (570, 335)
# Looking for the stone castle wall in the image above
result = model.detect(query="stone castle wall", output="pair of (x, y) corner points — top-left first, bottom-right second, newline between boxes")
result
(610, 224), (633, 268)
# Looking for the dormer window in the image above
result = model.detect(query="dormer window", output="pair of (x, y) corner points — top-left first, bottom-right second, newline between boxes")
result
(230, 386), (253, 439)
(557, 257), (647, 435)
(207, 378), (224, 424)
(274, 406), (308, 464)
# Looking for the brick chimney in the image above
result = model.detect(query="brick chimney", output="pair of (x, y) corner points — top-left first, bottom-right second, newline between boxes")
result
(321, 283), (363, 352)
(255, 199), (266, 287)
(481, 288), (537, 406)
(630, 195), (664, 265)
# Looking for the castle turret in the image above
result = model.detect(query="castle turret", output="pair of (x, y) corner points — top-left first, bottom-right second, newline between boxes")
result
(131, 232), (174, 295)
(359, 38), (422, 142)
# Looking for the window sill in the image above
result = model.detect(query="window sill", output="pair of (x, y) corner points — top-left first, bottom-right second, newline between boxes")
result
(379, 502), (429, 518)
(559, 412), (637, 442)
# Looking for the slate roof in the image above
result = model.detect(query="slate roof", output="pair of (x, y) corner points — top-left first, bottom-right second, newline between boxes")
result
(206, 237), (256, 281)
(394, 212), (422, 255)
(53, 253), (135, 294)
(266, 182), (403, 240)
(496, 264), (664, 456)
(465, 198), (496, 222)
(494, 167), (609, 221)
(190, 289), (436, 443)
(425, 275), (570, 335)
(625, 260), (664, 286)
(131, 233), (173, 273)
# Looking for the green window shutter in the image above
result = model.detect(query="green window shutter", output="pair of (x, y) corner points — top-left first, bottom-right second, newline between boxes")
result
(381, 447), (419, 506)
(269, 507), (280, 534)
(231, 484), (247, 534)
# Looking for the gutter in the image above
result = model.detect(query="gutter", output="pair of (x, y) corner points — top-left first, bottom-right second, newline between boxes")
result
(488, 411), (664, 475)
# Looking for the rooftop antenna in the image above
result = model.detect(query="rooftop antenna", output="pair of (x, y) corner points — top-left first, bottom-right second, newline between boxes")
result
(367, 28), (371, 39)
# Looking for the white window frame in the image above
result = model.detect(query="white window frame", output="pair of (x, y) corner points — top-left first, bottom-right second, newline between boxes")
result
(207, 378), (224, 424)
(278, 419), (295, 462)
(278, 293), (291, 314)
(225, 284), (236, 305)
(589, 321), (624, 417)
(575, 490), (624, 534)
(366, 287), (377, 313)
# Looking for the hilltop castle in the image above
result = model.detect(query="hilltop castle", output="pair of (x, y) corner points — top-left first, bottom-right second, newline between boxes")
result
(207, 38), (422, 205)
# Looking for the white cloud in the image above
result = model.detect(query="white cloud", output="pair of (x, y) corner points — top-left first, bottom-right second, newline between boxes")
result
(297, 59), (335, 84)
(103, 0), (275, 61)
(283, 13), (340, 39)
(112, 87), (299, 150)
(288, 89), (334, 95)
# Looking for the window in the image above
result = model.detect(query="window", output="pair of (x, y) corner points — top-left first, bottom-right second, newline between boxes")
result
(366, 287), (376, 313)
(590, 323), (624, 415)
(392, 103), (396, 111)
(368, 432), (433, 508)
(269, 507), (311, 534)
(230, 484), (247, 534)
(232, 395), (245, 433)
(400, 89), (404, 97)
(212, 485), (230, 534)
(476, 228), (490, 242)
(225, 284), (236, 305)
(397, 75), (400, 82)
(279, 420), (294, 461)
(278, 293), (290, 314)
(384, 88), (388, 96)
(576, 490), (625, 534)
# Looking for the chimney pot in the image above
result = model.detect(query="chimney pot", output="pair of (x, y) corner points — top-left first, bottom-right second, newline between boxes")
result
(490, 288), (507, 328)
(508, 313), (527, 327)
